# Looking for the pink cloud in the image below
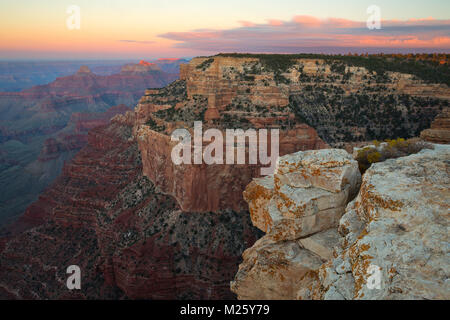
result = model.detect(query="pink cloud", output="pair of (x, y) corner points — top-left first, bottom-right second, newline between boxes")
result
(293, 15), (322, 27)
(238, 20), (256, 27)
(159, 15), (450, 53)
(268, 19), (283, 26)
(408, 17), (435, 22)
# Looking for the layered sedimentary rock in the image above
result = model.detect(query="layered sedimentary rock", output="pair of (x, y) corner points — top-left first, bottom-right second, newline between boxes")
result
(231, 149), (361, 299)
(0, 115), (261, 299)
(181, 54), (449, 146)
(0, 63), (176, 224)
(420, 107), (450, 144)
(317, 145), (450, 300)
(135, 58), (328, 213)
(2, 54), (449, 300)
(120, 60), (162, 74)
(37, 105), (130, 162)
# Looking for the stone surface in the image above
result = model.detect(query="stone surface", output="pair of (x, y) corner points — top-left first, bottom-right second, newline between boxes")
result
(275, 149), (361, 195)
(230, 235), (323, 300)
(243, 149), (361, 240)
(318, 145), (450, 300)
(231, 149), (361, 299)
(298, 228), (341, 261)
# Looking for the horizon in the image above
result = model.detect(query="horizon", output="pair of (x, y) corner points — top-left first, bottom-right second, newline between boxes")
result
(1, 0), (449, 60)
(1, 51), (450, 63)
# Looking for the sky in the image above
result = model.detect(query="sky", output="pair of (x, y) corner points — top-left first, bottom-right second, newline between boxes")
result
(0, 0), (449, 60)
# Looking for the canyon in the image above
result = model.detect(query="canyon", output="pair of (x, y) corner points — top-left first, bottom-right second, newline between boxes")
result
(0, 61), (179, 225)
(0, 54), (449, 299)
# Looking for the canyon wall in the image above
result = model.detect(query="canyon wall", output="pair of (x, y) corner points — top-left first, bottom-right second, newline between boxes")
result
(136, 57), (329, 213)
(0, 114), (262, 299)
(0, 63), (177, 225)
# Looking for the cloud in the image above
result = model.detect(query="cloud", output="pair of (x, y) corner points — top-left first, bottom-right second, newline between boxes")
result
(159, 15), (450, 53)
(267, 19), (283, 26)
(118, 40), (155, 44)
(238, 20), (256, 27)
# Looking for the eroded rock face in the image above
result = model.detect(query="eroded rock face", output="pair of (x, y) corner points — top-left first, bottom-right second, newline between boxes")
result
(0, 116), (262, 299)
(233, 145), (450, 300)
(420, 107), (450, 144)
(318, 145), (450, 300)
(230, 235), (324, 300)
(135, 59), (328, 213)
(0, 64), (177, 225)
(231, 149), (361, 299)
(243, 149), (361, 241)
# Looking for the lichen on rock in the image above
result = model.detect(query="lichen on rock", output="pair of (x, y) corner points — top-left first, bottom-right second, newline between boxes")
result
(232, 148), (361, 299)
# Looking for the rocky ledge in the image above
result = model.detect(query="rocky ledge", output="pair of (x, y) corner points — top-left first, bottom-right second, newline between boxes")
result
(319, 144), (449, 300)
(231, 145), (450, 300)
(230, 149), (361, 299)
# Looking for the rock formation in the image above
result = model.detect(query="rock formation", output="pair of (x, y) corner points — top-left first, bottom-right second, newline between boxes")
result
(1, 53), (449, 300)
(232, 145), (450, 300)
(0, 114), (262, 299)
(231, 149), (361, 299)
(420, 107), (450, 144)
(135, 57), (329, 213)
(75, 65), (90, 74)
(0, 64), (176, 225)
(317, 145), (450, 300)
(120, 61), (161, 74)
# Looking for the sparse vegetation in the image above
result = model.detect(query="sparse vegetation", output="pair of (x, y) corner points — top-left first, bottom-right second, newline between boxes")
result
(196, 58), (215, 70)
(216, 53), (450, 85)
(355, 137), (434, 173)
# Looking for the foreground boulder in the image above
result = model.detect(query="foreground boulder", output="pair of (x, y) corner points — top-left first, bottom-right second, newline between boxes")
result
(242, 149), (361, 241)
(232, 145), (450, 300)
(231, 149), (361, 299)
(318, 145), (450, 300)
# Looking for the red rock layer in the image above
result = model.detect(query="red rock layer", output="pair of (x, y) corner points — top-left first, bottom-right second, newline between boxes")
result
(1, 116), (261, 299)
(138, 124), (327, 213)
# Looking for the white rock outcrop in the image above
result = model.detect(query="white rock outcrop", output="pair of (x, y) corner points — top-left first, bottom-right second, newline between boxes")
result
(231, 149), (361, 299)
(318, 145), (450, 300)
(243, 149), (361, 241)
(232, 145), (450, 300)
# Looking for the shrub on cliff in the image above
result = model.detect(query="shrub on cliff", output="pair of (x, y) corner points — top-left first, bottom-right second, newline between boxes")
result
(196, 58), (214, 70)
(355, 137), (433, 173)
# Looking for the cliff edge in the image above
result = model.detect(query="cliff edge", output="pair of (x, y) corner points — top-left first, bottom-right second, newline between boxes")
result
(231, 145), (450, 300)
